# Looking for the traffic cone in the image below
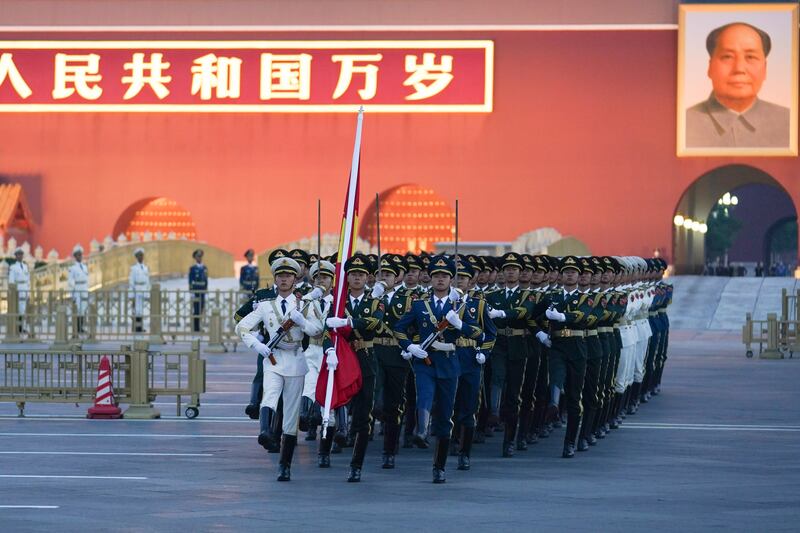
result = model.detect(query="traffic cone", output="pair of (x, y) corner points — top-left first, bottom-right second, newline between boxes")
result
(87, 355), (122, 419)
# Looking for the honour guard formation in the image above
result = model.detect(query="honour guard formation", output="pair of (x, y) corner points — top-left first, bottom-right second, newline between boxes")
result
(235, 248), (673, 483)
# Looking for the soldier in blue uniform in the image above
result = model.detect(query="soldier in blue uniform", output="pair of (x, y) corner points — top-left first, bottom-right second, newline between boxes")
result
(394, 255), (483, 484)
(451, 257), (496, 471)
(189, 249), (208, 332)
(239, 249), (259, 296)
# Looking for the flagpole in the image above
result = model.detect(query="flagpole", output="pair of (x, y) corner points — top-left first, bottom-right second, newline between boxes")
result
(322, 107), (364, 436)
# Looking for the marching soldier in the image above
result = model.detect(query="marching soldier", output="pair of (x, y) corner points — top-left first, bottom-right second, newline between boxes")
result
(234, 248), (286, 422)
(299, 260), (334, 442)
(128, 247), (150, 333)
(239, 249), (259, 296)
(451, 257), (496, 470)
(68, 244), (89, 335)
(289, 249), (312, 294)
(322, 254), (384, 482)
(236, 256), (320, 482)
(370, 256), (413, 470)
(483, 252), (534, 457)
(575, 257), (604, 452)
(189, 249), (208, 333)
(394, 255), (483, 483)
(8, 247), (30, 334)
(542, 256), (589, 458)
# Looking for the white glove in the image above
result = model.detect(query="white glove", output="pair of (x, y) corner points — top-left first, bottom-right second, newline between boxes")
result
(254, 342), (271, 357)
(536, 331), (552, 348)
(255, 332), (265, 343)
(546, 308), (567, 322)
(370, 281), (386, 299)
(326, 317), (350, 329)
(325, 348), (338, 370)
(306, 286), (324, 300)
(445, 309), (463, 329)
(488, 308), (506, 319)
(408, 344), (428, 359)
(475, 352), (486, 364)
(401, 350), (412, 361)
(289, 309), (306, 327)
(448, 287), (462, 304)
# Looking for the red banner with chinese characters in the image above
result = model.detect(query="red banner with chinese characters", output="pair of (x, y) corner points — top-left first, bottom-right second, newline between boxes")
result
(0, 40), (493, 112)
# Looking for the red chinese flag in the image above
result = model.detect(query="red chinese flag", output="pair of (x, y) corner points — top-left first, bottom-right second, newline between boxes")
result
(316, 109), (364, 408)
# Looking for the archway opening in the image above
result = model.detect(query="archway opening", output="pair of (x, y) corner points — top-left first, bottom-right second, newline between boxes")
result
(359, 184), (455, 254)
(672, 165), (797, 275)
(112, 197), (197, 241)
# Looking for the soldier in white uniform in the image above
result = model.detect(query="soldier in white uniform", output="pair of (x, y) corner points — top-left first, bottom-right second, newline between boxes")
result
(8, 247), (30, 334)
(128, 247), (150, 333)
(67, 244), (89, 334)
(299, 260), (335, 441)
(236, 257), (322, 482)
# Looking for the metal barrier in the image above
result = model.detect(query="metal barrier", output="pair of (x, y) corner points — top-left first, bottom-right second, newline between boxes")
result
(0, 340), (206, 418)
(2, 283), (246, 351)
(742, 313), (789, 359)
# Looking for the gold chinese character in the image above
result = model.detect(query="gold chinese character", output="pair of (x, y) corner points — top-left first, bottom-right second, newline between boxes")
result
(122, 53), (172, 100)
(0, 53), (32, 99)
(260, 53), (312, 100)
(191, 53), (242, 100)
(404, 53), (454, 101)
(52, 53), (102, 100)
(331, 54), (382, 100)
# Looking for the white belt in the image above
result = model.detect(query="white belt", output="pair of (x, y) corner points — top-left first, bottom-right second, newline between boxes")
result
(431, 341), (455, 352)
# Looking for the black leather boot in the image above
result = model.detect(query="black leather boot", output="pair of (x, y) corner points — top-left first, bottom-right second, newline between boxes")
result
(458, 426), (474, 471)
(502, 414), (518, 457)
(257, 407), (277, 451)
(382, 422), (399, 469)
(517, 411), (532, 451)
(318, 426), (334, 468)
(580, 408), (597, 449)
(348, 431), (369, 482)
(244, 381), (261, 420)
(305, 425), (317, 442)
(310, 401), (323, 426)
(432, 437), (449, 484)
(299, 397), (312, 432)
(277, 434), (296, 481)
(562, 414), (581, 458)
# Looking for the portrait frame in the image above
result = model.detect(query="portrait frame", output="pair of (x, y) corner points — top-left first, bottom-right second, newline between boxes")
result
(677, 3), (798, 157)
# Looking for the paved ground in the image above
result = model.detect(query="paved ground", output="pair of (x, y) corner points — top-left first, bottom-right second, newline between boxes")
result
(1, 330), (799, 532)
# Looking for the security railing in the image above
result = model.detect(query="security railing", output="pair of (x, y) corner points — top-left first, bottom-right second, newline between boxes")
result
(0, 340), (205, 418)
(2, 283), (250, 351)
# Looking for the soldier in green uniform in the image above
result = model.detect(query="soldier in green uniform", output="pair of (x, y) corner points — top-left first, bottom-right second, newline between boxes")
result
(542, 256), (589, 458)
(483, 252), (534, 457)
(575, 257), (605, 452)
(528, 255), (553, 442)
(371, 256), (414, 469)
(322, 254), (384, 482)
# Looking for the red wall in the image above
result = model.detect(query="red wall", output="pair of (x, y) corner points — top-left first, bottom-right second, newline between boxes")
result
(1, 29), (798, 260)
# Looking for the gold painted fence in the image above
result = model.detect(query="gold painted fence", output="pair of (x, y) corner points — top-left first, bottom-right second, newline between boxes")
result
(0, 340), (205, 418)
(2, 283), (248, 351)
